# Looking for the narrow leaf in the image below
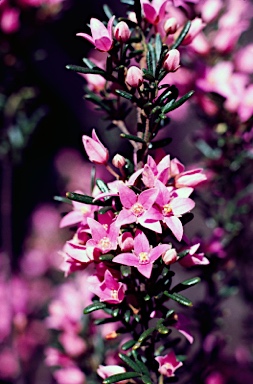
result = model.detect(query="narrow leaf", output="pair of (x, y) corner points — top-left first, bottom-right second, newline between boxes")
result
(96, 179), (109, 193)
(121, 339), (136, 351)
(66, 65), (107, 77)
(53, 196), (72, 204)
(115, 89), (134, 100)
(120, 133), (146, 143)
(171, 20), (191, 50)
(164, 292), (193, 307)
(141, 376), (153, 384)
(131, 351), (150, 377)
(171, 277), (201, 293)
(155, 33), (162, 63)
(66, 192), (107, 206)
(99, 254), (114, 261)
(82, 58), (97, 69)
(103, 372), (141, 384)
(119, 353), (142, 373)
(103, 4), (114, 20)
(134, 327), (156, 348)
(147, 43), (156, 75)
(162, 90), (194, 114)
(83, 301), (107, 314)
(142, 68), (155, 81)
(148, 137), (172, 149)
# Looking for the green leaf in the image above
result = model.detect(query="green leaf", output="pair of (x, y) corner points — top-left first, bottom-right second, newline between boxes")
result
(82, 58), (97, 69)
(53, 196), (72, 204)
(120, 133), (146, 143)
(131, 350), (150, 377)
(121, 339), (136, 351)
(166, 309), (175, 318)
(147, 43), (156, 76)
(142, 68), (155, 81)
(155, 33), (163, 63)
(83, 301), (107, 314)
(99, 254), (114, 261)
(121, 265), (131, 277)
(84, 92), (111, 113)
(115, 89), (134, 100)
(66, 64), (107, 77)
(195, 139), (222, 159)
(96, 179), (109, 193)
(66, 192), (107, 206)
(164, 292), (193, 307)
(171, 20), (191, 50)
(103, 372), (141, 384)
(119, 353), (142, 373)
(148, 137), (172, 149)
(124, 309), (131, 323)
(157, 325), (170, 334)
(103, 4), (114, 20)
(141, 376), (153, 384)
(161, 90), (194, 114)
(171, 277), (201, 294)
(133, 327), (156, 349)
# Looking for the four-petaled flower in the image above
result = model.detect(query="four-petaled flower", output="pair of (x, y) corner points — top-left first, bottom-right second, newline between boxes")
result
(113, 231), (170, 278)
(116, 184), (161, 233)
(86, 218), (120, 254)
(153, 181), (195, 241)
(87, 269), (126, 304)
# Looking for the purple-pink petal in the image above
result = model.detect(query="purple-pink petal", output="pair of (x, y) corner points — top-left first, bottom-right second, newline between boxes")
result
(116, 209), (136, 227)
(170, 197), (195, 215)
(137, 263), (153, 278)
(149, 244), (170, 262)
(113, 253), (139, 267)
(165, 216), (183, 241)
(133, 232), (149, 254)
(138, 188), (158, 209)
(118, 184), (137, 208)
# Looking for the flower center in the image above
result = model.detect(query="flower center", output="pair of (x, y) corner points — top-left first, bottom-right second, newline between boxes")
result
(138, 251), (149, 264)
(131, 202), (145, 216)
(98, 237), (111, 251)
(111, 289), (118, 300)
(162, 203), (172, 216)
(81, 206), (89, 214)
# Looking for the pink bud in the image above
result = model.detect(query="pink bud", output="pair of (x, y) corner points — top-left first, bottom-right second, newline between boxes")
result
(114, 21), (131, 43)
(112, 154), (126, 168)
(125, 66), (143, 88)
(164, 17), (178, 35)
(82, 129), (109, 165)
(163, 49), (180, 72)
(162, 248), (177, 265)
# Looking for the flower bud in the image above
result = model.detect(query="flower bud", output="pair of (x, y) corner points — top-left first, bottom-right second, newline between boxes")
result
(112, 154), (126, 168)
(82, 129), (109, 165)
(164, 17), (178, 35)
(125, 66), (143, 88)
(114, 21), (131, 43)
(162, 248), (178, 265)
(163, 49), (180, 72)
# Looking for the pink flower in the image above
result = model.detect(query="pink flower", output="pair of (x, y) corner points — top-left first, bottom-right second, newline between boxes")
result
(164, 17), (178, 35)
(97, 365), (127, 383)
(53, 366), (86, 384)
(82, 129), (109, 165)
(113, 231), (170, 278)
(179, 243), (209, 267)
(153, 181), (195, 241)
(86, 218), (119, 254)
(87, 270), (126, 304)
(141, 0), (168, 25)
(114, 21), (131, 42)
(163, 49), (180, 72)
(116, 183), (161, 233)
(0, 7), (20, 34)
(77, 16), (115, 52)
(155, 351), (183, 377)
(174, 313), (194, 344)
(181, 17), (205, 45)
(142, 155), (171, 187)
(125, 66), (143, 88)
